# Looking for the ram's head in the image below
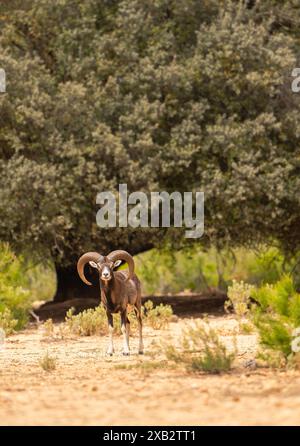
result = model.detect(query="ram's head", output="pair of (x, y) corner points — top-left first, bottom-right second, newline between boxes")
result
(77, 250), (134, 284)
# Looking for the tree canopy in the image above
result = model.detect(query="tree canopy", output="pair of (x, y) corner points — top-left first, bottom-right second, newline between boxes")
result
(1, 1), (300, 298)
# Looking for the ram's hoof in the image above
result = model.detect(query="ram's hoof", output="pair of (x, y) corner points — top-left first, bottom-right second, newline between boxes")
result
(138, 351), (144, 355)
(122, 352), (130, 356)
(106, 352), (114, 356)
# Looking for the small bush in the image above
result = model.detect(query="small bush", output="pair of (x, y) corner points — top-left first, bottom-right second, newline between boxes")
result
(227, 276), (300, 365)
(239, 321), (255, 334)
(65, 306), (109, 336)
(143, 300), (173, 329)
(39, 352), (56, 371)
(42, 318), (55, 338)
(256, 350), (286, 369)
(225, 280), (254, 318)
(0, 308), (18, 335)
(0, 243), (31, 333)
(165, 322), (235, 374)
(250, 275), (300, 362)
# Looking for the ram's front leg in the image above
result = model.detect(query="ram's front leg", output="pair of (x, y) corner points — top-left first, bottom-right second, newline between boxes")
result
(106, 311), (114, 356)
(121, 310), (130, 356)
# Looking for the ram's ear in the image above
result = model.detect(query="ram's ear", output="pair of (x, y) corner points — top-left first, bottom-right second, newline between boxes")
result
(113, 259), (122, 269)
(89, 261), (98, 268)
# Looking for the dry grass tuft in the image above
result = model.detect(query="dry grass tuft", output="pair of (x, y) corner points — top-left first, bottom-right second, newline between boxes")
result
(39, 351), (57, 372)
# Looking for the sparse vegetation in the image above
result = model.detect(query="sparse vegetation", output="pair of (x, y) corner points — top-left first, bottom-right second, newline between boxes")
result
(65, 306), (109, 336)
(0, 308), (18, 335)
(42, 319), (55, 338)
(39, 352), (56, 372)
(143, 300), (173, 330)
(225, 280), (254, 318)
(63, 301), (173, 337)
(256, 350), (286, 369)
(165, 322), (236, 374)
(41, 318), (70, 341)
(225, 280), (256, 334)
(226, 275), (300, 367)
(239, 321), (255, 334)
(114, 360), (170, 374)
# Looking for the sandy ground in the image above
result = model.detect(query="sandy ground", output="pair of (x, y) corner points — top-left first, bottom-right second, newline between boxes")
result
(0, 315), (300, 426)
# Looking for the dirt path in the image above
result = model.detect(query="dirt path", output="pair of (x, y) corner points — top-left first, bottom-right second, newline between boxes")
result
(0, 315), (300, 426)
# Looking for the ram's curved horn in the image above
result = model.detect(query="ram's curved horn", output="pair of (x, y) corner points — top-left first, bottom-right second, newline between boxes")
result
(77, 252), (104, 285)
(107, 250), (134, 280)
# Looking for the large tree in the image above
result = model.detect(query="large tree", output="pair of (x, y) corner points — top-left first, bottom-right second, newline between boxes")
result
(0, 0), (300, 300)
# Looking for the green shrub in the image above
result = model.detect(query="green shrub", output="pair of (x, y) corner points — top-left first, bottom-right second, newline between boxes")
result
(114, 360), (170, 374)
(251, 275), (300, 360)
(0, 243), (31, 333)
(143, 300), (173, 329)
(225, 280), (254, 318)
(165, 322), (235, 374)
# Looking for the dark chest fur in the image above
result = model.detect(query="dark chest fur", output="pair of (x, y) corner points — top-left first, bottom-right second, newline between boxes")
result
(100, 281), (121, 313)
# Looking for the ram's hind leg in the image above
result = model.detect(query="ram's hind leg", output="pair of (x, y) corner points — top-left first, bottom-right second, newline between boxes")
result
(134, 304), (144, 355)
(121, 310), (130, 356)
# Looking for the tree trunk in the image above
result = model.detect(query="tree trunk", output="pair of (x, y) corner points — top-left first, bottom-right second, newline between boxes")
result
(53, 264), (100, 302)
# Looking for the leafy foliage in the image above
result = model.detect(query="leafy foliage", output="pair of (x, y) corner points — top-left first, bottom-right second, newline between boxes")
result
(137, 246), (295, 295)
(0, 1), (300, 283)
(42, 318), (55, 338)
(64, 300), (173, 336)
(0, 243), (31, 332)
(251, 275), (300, 359)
